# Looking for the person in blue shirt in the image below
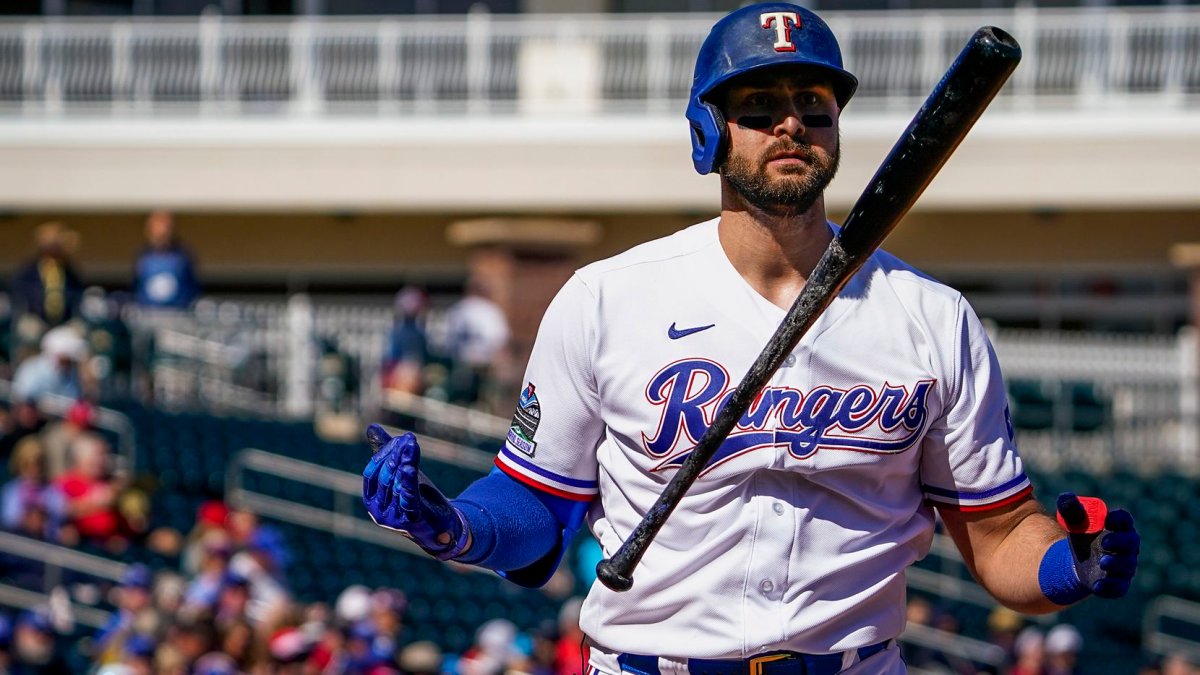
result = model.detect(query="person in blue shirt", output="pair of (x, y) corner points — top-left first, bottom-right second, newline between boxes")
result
(132, 211), (199, 310)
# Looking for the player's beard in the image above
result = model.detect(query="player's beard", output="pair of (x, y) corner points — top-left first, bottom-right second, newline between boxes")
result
(722, 135), (840, 218)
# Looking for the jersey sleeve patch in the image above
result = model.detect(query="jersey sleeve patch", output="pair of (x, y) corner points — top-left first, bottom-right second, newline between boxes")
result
(495, 447), (598, 502)
(922, 473), (1032, 511)
(506, 382), (541, 457)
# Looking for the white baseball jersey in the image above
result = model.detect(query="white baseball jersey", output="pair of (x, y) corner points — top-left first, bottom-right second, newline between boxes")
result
(494, 218), (1029, 659)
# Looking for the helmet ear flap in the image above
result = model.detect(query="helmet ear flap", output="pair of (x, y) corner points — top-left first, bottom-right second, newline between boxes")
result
(687, 100), (729, 175)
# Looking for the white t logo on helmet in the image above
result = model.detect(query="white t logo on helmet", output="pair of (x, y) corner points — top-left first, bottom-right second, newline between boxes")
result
(760, 11), (802, 52)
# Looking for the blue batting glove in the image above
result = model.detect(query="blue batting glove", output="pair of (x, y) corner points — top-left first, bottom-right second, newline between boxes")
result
(362, 424), (469, 561)
(1041, 492), (1140, 603)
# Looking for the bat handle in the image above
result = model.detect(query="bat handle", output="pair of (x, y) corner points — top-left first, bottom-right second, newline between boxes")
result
(596, 557), (634, 592)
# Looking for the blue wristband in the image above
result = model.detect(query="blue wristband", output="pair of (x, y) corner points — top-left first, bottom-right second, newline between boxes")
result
(1038, 538), (1091, 606)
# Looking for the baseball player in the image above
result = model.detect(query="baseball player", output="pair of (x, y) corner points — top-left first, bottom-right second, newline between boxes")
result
(363, 4), (1140, 674)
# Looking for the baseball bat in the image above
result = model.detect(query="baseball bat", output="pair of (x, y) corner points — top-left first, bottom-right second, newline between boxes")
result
(596, 26), (1021, 592)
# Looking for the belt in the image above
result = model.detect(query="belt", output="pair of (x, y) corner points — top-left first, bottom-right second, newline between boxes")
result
(616, 641), (889, 675)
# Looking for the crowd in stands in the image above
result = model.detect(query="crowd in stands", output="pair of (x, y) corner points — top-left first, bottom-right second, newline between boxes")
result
(900, 595), (1200, 675)
(0, 400), (152, 557)
(0, 497), (590, 675)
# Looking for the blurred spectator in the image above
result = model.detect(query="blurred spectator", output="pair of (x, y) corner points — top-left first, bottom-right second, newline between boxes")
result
(53, 432), (125, 548)
(899, 597), (952, 674)
(266, 625), (315, 674)
(11, 325), (88, 405)
(1009, 627), (1046, 675)
(181, 531), (234, 618)
(132, 211), (199, 310)
(213, 572), (252, 636)
(0, 612), (12, 674)
(0, 401), (46, 463)
(11, 221), (84, 331)
(342, 620), (395, 674)
(10, 607), (70, 674)
(162, 615), (216, 672)
(988, 606), (1025, 663)
(78, 286), (135, 401)
(214, 619), (256, 672)
(335, 585), (374, 627)
(1, 436), (63, 539)
(191, 651), (239, 675)
(458, 618), (521, 675)
(317, 336), (360, 414)
(1162, 653), (1200, 675)
(1045, 624), (1082, 675)
(444, 278), (510, 410)
(224, 507), (260, 550)
(94, 565), (159, 665)
(38, 399), (95, 479)
(398, 640), (443, 675)
(0, 292), (13, 379)
(370, 588), (406, 635)
(554, 597), (586, 675)
(382, 287), (430, 396)
(181, 500), (231, 577)
(113, 632), (156, 675)
(228, 525), (292, 627)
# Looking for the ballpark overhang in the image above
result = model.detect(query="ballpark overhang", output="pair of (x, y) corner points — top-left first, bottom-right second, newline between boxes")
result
(0, 108), (1197, 213)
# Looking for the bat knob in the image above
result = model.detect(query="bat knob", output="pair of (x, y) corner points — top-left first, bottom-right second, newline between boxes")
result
(596, 559), (634, 592)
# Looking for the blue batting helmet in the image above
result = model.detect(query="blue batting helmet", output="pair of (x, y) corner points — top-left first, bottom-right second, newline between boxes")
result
(686, 3), (858, 175)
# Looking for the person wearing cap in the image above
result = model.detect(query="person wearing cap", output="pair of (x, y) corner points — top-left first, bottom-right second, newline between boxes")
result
(37, 399), (95, 480)
(1009, 627), (1047, 675)
(228, 525), (292, 627)
(11, 325), (87, 406)
(1044, 624), (1083, 675)
(12, 608), (70, 674)
(117, 633), (156, 675)
(398, 640), (443, 675)
(94, 565), (157, 665)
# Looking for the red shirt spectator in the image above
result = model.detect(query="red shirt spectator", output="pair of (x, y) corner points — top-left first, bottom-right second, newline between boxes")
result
(54, 432), (120, 542)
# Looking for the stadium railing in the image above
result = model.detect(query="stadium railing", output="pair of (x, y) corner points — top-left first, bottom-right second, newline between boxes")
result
(991, 326), (1199, 474)
(225, 430), (493, 569)
(0, 6), (1197, 117)
(1144, 595), (1200, 664)
(0, 530), (123, 629)
(122, 297), (1200, 474)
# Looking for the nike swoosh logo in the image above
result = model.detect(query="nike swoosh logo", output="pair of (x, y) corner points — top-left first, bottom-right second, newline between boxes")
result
(668, 322), (716, 340)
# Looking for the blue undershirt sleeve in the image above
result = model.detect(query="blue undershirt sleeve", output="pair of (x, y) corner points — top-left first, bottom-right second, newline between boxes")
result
(451, 468), (591, 588)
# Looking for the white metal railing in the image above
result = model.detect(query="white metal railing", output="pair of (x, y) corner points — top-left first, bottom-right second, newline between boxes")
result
(133, 294), (1200, 472)
(226, 437), (494, 571)
(991, 327), (1200, 474)
(1, 7), (1198, 117)
(0, 531), (125, 629)
(1144, 595), (1200, 663)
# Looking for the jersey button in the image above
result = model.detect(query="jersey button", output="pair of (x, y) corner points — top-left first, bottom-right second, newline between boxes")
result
(783, 354), (797, 367)
(772, 503), (785, 515)
(759, 579), (774, 594)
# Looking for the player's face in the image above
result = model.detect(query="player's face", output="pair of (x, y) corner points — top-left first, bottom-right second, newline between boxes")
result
(719, 68), (841, 216)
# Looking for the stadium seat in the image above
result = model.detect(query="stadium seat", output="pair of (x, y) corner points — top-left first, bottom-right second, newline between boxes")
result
(1007, 379), (1055, 430)
(1065, 381), (1109, 432)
